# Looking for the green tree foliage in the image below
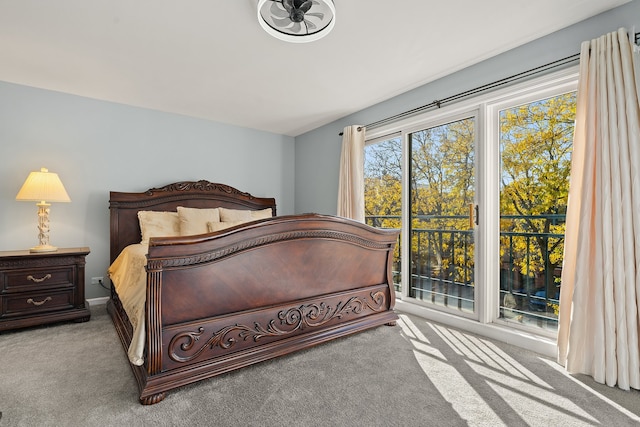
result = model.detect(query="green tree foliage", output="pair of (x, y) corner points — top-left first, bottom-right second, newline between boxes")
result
(410, 118), (476, 291)
(363, 92), (575, 316)
(364, 120), (477, 298)
(364, 138), (402, 227)
(500, 92), (575, 299)
(364, 138), (402, 285)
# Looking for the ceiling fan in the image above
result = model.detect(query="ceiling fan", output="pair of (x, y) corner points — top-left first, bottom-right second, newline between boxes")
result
(257, 0), (336, 43)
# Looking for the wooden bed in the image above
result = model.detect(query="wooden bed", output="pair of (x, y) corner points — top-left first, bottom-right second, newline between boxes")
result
(107, 180), (400, 405)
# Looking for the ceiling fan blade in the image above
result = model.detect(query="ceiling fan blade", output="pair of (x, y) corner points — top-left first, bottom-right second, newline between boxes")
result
(299, 1), (313, 13)
(305, 12), (325, 20)
(269, 2), (290, 19)
(272, 16), (294, 28)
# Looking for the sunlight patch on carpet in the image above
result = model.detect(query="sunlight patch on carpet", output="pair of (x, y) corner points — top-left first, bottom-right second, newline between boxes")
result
(431, 323), (553, 388)
(541, 357), (640, 423)
(471, 361), (598, 424)
(399, 315), (504, 426)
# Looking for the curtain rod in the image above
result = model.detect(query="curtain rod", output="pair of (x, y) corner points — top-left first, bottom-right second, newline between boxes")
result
(339, 31), (640, 136)
(339, 54), (578, 136)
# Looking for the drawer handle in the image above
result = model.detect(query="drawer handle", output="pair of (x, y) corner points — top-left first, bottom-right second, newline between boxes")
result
(27, 297), (53, 306)
(27, 274), (52, 283)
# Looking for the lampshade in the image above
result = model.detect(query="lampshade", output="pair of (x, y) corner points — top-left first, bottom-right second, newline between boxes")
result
(16, 167), (70, 253)
(257, 0), (335, 43)
(16, 168), (71, 203)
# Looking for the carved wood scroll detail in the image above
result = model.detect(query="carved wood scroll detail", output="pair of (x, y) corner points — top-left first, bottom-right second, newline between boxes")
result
(145, 181), (253, 198)
(168, 291), (387, 363)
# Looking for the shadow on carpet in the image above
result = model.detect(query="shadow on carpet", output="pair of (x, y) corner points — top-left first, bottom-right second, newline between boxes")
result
(0, 306), (638, 427)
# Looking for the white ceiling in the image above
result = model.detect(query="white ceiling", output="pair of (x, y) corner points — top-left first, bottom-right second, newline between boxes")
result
(0, 0), (630, 136)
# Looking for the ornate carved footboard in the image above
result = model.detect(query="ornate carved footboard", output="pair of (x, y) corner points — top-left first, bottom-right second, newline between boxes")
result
(107, 182), (399, 405)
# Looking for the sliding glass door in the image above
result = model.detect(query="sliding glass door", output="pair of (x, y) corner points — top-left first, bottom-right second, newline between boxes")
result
(408, 116), (476, 314)
(364, 70), (578, 334)
(498, 92), (575, 331)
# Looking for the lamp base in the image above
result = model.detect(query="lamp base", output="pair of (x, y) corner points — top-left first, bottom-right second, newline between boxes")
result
(29, 245), (59, 253)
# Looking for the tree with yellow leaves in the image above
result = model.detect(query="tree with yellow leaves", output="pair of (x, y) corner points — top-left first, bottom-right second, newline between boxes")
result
(500, 92), (575, 303)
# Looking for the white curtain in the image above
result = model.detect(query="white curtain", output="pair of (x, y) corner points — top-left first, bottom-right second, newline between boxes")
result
(557, 28), (640, 391)
(337, 125), (365, 222)
(635, 38), (640, 101)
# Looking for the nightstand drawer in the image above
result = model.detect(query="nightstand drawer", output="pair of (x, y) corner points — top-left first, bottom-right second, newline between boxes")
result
(0, 247), (90, 331)
(1, 289), (75, 317)
(1, 266), (74, 292)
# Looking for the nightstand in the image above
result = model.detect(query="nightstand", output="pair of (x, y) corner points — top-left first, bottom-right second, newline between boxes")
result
(0, 247), (91, 332)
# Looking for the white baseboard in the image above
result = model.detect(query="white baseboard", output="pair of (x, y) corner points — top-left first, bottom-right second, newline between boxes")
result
(395, 299), (557, 359)
(87, 296), (109, 306)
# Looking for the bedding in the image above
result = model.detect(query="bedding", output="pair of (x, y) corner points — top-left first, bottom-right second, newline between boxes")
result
(107, 181), (399, 405)
(109, 205), (271, 365)
(219, 206), (273, 222)
(207, 220), (246, 232)
(137, 211), (180, 243)
(176, 206), (220, 235)
(108, 243), (148, 366)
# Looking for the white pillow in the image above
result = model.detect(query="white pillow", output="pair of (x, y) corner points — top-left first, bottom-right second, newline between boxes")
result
(137, 211), (181, 243)
(219, 207), (273, 222)
(219, 207), (252, 222)
(251, 208), (273, 220)
(177, 206), (220, 236)
(207, 221), (246, 232)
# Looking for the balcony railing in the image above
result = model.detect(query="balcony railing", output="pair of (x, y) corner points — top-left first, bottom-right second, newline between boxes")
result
(365, 215), (402, 290)
(366, 214), (564, 330)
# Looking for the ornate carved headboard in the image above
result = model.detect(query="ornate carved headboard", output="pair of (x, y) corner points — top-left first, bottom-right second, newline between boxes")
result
(109, 180), (277, 263)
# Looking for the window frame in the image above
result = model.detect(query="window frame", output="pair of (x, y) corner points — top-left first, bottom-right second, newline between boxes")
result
(365, 67), (579, 337)
(404, 110), (480, 320)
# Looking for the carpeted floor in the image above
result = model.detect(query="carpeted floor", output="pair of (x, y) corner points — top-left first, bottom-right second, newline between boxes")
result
(0, 305), (639, 427)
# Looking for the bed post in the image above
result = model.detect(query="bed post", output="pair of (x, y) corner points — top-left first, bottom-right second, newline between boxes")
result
(141, 259), (166, 405)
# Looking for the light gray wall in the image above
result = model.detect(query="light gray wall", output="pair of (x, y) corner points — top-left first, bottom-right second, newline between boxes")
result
(0, 82), (295, 299)
(294, 0), (640, 215)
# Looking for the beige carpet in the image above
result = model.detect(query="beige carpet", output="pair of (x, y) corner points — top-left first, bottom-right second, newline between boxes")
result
(0, 305), (638, 426)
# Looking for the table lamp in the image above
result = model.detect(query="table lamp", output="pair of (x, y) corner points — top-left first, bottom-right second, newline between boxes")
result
(16, 167), (71, 252)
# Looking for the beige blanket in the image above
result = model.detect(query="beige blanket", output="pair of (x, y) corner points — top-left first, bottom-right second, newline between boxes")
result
(107, 243), (148, 366)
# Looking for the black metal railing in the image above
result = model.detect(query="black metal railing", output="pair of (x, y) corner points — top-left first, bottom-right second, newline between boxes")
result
(365, 215), (402, 291)
(366, 214), (565, 330)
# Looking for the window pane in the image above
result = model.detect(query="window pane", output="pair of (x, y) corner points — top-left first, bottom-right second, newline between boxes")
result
(499, 92), (575, 331)
(364, 137), (402, 289)
(409, 117), (475, 313)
